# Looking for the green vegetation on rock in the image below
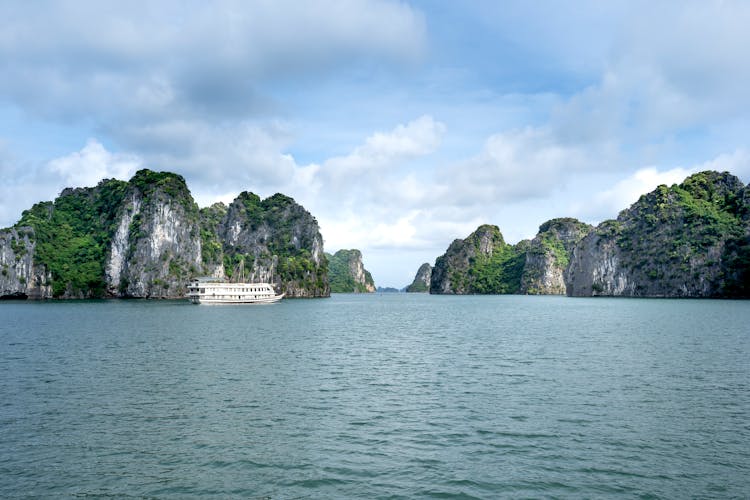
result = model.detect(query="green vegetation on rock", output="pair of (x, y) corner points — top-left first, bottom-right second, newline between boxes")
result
(469, 244), (526, 294)
(327, 249), (375, 293)
(4, 169), (329, 299)
(405, 263), (432, 292)
(431, 224), (526, 294)
(16, 179), (129, 297)
(221, 191), (329, 297)
(567, 171), (750, 297)
(199, 202), (227, 266)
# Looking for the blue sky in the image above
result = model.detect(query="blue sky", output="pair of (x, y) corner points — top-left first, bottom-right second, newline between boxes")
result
(1, 1), (750, 287)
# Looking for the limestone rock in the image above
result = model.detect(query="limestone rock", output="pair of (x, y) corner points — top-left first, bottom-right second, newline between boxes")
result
(327, 249), (375, 293)
(405, 263), (432, 292)
(567, 171), (750, 297)
(520, 218), (592, 295)
(0, 169), (329, 299)
(430, 224), (521, 294)
(0, 227), (51, 299)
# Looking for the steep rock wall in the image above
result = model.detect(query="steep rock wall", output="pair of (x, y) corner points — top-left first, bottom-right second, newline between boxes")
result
(567, 171), (750, 297)
(430, 225), (516, 294)
(105, 194), (141, 295)
(217, 192), (329, 298)
(1, 169), (329, 299)
(520, 218), (592, 295)
(117, 174), (202, 298)
(406, 263), (432, 292)
(0, 227), (51, 299)
(327, 249), (375, 293)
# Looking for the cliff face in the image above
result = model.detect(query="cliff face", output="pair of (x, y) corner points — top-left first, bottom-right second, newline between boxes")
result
(1, 169), (329, 299)
(405, 263), (432, 292)
(430, 220), (589, 295)
(110, 171), (203, 298)
(216, 192), (329, 298)
(430, 224), (524, 294)
(0, 227), (51, 299)
(520, 218), (592, 295)
(567, 171), (750, 297)
(428, 172), (750, 297)
(327, 249), (375, 293)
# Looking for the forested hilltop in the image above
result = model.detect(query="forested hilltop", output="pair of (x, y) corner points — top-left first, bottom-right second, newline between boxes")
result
(0, 169), (329, 299)
(326, 249), (375, 293)
(426, 171), (750, 298)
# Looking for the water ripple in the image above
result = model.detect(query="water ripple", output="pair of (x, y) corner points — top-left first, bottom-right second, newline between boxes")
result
(1, 295), (749, 498)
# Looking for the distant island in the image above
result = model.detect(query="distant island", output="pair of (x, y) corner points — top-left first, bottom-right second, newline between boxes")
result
(418, 171), (749, 298)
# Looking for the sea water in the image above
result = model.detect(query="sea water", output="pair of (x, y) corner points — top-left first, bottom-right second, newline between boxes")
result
(1, 294), (749, 498)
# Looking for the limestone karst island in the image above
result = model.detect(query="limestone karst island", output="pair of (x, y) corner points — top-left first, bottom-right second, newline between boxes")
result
(418, 171), (749, 298)
(1, 169), (749, 299)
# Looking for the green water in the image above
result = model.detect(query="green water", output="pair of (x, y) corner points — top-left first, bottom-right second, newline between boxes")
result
(1, 294), (749, 498)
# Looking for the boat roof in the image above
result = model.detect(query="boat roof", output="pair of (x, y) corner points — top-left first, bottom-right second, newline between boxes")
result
(190, 278), (273, 286)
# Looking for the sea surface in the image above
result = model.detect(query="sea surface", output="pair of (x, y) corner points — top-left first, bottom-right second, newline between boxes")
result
(1, 294), (749, 498)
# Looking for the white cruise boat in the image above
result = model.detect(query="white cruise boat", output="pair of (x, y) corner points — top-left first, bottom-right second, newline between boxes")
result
(187, 278), (284, 305)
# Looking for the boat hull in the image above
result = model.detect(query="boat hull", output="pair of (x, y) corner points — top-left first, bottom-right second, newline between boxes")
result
(187, 280), (284, 305)
(189, 293), (284, 305)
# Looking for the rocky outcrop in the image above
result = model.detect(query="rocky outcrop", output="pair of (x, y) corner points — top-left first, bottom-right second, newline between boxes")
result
(112, 171), (202, 298)
(567, 171), (750, 297)
(405, 263), (432, 292)
(327, 249), (375, 293)
(428, 172), (750, 297)
(520, 218), (592, 294)
(1, 169), (329, 299)
(429, 221), (588, 295)
(0, 227), (51, 299)
(430, 224), (523, 294)
(216, 192), (329, 298)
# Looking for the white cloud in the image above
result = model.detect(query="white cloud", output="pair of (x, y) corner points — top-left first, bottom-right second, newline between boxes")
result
(0, 140), (144, 228)
(359, 115), (446, 159)
(48, 139), (142, 188)
(572, 149), (750, 222)
(697, 149), (750, 182)
(436, 126), (617, 207)
(322, 115), (445, 175)
(579, 167), (697, 221)
(123, 120), (300, 206)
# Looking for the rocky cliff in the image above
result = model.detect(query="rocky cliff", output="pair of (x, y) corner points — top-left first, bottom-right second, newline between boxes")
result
(1, 169), (329, 299)
(430, 224), (525, 294)
(567, 171), (750, 297)
(520, 218), (592, 294)
(108, 170), (203, 298)
(213, 192), (329, 298)
(0, 227), (51, 299)
(429, 171), (749, 297)
(326, 249), (375, 293)
(429, 220), (590, 295)
(405, 263), (432, 292)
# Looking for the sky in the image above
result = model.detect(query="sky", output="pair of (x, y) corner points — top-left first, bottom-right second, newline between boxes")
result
(1, 1), (750, 287)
